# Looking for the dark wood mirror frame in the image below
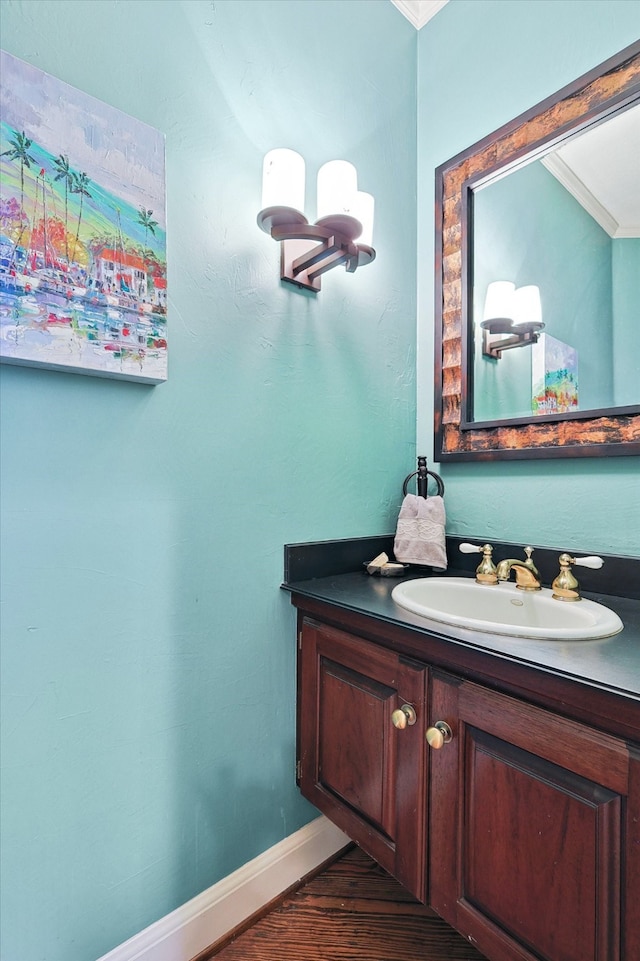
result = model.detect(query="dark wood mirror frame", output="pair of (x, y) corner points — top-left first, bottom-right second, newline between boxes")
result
(434, 40), (640, 461)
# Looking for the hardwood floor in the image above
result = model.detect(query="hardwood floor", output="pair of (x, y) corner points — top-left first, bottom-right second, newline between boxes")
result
(199, 845), (487, 960)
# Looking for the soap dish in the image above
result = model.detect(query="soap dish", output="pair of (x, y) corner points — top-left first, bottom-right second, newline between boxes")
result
(363, 562), (409, 577)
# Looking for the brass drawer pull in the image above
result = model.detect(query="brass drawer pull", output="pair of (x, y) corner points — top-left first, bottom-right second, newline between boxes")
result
(391, 704), (417, 729)
(426, 721), (453, 749)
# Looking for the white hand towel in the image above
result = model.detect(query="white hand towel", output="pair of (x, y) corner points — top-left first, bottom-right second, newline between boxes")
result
(394, 494), (447, 570)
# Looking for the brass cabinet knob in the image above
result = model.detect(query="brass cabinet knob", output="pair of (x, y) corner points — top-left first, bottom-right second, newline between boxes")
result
(391, 704), (417, 729)
(426, 721), (453, 749)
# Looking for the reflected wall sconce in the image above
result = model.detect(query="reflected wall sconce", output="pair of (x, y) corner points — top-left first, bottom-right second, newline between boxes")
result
(480, 281), (544, 359)
(257, 149), (375, 292)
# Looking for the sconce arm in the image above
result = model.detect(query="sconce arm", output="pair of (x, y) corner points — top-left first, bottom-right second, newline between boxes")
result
(268, 220), (372, 291)
(293, 239), (356, 281)
(481, 322), (544, 359)
(272, 223), (356, 278)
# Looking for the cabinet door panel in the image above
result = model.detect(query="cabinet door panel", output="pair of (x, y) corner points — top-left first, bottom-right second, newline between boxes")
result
(464, 728), (620, 961)
(298, 618), (428, 901)
(318, 659), (396, 837)
(430, 672), (627, 961)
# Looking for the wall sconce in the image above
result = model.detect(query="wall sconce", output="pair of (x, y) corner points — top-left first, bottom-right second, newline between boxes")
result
(480, 281), (544, 359)
(257, 149), (375, 292)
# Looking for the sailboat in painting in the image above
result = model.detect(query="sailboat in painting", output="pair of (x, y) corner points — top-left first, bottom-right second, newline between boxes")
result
(0, 49), (167, 383)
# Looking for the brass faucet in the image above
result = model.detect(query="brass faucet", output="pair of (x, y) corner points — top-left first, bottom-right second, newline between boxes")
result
(551, 552), (604, 601)
(496, 546), (541, 591)
(459, 543), (498, 584)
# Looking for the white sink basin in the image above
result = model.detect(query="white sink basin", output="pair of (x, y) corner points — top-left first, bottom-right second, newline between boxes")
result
(391, 576), (623, 640)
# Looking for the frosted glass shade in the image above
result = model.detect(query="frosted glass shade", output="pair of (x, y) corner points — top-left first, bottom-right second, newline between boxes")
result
(352, 191), (375, 247)
(513, 285), (542, 326)
(483, 281), (516, 321)
(261, 149), (305, 212)
(316, 160), (358, 221)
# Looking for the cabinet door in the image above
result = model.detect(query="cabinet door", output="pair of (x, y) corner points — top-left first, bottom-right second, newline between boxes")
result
(429, 671), (636, 961)
(298, 618), (428, 901)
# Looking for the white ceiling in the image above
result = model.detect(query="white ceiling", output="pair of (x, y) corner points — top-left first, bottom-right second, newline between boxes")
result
(389, 0), (638, 238)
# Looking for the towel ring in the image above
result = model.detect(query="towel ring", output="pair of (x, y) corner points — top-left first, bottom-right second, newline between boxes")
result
(402, 457), (445, 499)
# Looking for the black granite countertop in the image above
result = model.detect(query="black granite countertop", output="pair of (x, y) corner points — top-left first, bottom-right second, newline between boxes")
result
(282, 536), (640, 705)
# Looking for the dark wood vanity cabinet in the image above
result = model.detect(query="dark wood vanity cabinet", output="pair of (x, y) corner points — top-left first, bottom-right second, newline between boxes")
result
(295, 611), (640, 961)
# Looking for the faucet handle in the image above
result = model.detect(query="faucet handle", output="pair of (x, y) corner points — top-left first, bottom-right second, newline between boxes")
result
(459, 542), (491, 555)
(552, 553), (604, 601)
(459, 543), (497, 584)
(573, 555), (604, 569)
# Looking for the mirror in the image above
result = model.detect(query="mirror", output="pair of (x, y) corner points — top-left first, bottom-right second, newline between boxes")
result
(434, 40), (640, 460)
(472, 103), (640, 422)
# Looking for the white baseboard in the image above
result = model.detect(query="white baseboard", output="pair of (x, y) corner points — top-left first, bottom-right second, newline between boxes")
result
(95, 815), (350, 961)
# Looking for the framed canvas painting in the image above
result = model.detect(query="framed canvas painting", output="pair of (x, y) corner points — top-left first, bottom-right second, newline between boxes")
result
(531, 333), (578, 415)
(0, 50), (167, 383)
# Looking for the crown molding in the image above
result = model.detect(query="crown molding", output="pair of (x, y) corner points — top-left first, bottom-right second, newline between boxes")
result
(541, 154), (620, 238)
(542, 153), (640, 239)
(390, 0), (449, 29)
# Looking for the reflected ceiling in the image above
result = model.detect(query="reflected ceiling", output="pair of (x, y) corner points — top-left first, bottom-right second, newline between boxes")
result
(542, 104), (640, 238)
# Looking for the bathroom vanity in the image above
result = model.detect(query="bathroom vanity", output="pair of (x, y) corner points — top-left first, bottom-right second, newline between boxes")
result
(283, 538), (640, 961)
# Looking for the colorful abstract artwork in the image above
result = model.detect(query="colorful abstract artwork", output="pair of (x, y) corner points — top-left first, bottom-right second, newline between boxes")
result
(531, 333), (578, 414)
(0, 50), (167, 383)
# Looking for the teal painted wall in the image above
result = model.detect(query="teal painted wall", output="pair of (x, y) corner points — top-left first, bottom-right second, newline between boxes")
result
(473, 161), (613, 420)
(3, 3), (640, 960)
(612, 237), (640, 406)
(418, 0), (640, 554)
(0, 2), (417, 959)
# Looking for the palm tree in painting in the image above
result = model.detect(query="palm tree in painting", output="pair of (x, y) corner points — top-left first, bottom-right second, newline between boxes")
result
(70, 171), (91, 263)
(0, 129), (37, 248)
(53, 154), (74, 262)
(136, 208), (158, 299)
(137, 207), (158, 257)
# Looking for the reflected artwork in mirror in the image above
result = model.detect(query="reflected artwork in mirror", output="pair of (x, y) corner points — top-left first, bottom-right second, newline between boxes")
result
(434, 40), (640, 460)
